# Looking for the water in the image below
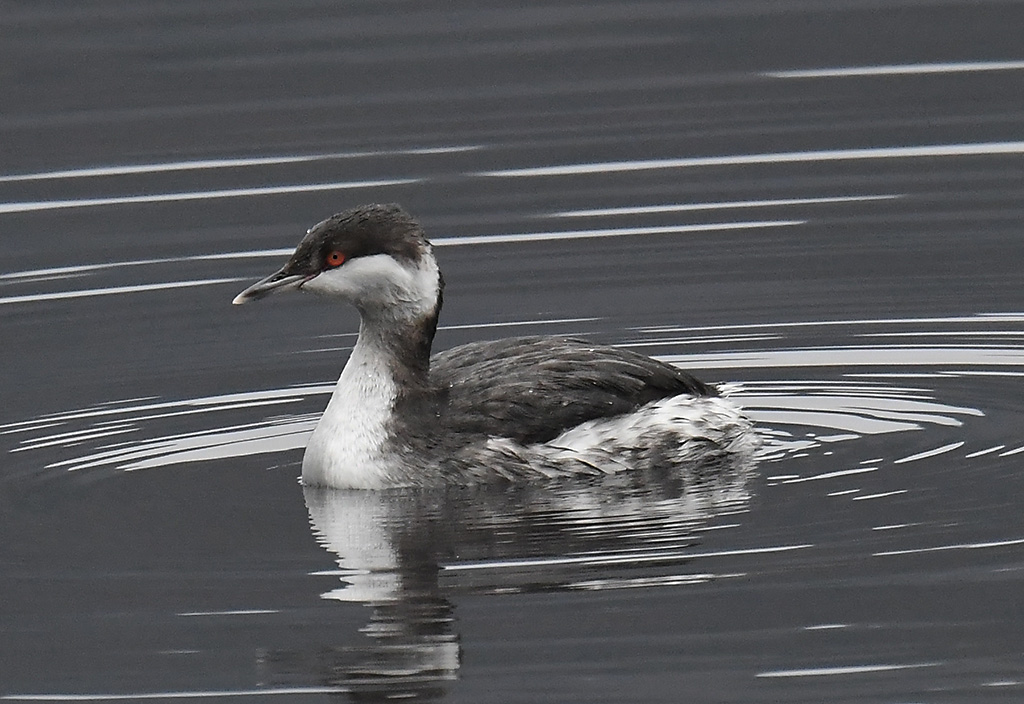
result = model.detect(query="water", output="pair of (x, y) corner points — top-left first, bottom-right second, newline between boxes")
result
(3, 2), (1024, 701)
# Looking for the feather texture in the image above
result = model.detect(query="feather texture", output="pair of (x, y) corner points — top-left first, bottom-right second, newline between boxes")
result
(430, 336), (714, 444)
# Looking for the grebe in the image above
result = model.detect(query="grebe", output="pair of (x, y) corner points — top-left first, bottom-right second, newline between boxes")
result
(233, 204), (755, 489)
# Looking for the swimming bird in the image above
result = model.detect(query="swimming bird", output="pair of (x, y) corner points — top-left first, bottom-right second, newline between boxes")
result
(233, 204), (755, 489)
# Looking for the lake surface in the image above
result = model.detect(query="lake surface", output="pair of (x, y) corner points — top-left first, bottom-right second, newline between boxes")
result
(2, 1), (1023, 701)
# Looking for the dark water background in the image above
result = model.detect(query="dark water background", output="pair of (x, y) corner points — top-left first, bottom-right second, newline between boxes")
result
(2, 2), (1024, 701)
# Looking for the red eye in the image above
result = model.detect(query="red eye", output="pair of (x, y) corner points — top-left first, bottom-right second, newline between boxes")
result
(326, 251), (345, 268)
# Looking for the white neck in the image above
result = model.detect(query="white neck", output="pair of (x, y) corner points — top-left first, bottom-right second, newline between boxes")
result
(301, 321), (400, 489)
(299, 250), (442, 489)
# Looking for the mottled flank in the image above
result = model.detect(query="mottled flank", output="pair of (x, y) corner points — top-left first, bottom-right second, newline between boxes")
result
(378, 336), (759, 485)
(421, 394), (759, 485)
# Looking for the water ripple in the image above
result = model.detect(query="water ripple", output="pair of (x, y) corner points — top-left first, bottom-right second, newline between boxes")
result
(4, 316), (1015, 476)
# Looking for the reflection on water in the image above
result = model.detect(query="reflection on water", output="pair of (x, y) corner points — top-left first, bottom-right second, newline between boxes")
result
(260, 456), (754, 700)
(4, 313), (1024, 700)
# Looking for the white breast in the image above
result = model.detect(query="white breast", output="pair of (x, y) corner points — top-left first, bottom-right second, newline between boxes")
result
(301, 335), (398, 489)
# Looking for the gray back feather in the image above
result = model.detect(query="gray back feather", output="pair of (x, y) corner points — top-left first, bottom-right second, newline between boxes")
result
(429, 336), (715, 444)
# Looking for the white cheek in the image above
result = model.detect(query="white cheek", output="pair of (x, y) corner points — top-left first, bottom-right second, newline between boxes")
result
(302, 253), (439, 316)
(302, 266), (363, 299)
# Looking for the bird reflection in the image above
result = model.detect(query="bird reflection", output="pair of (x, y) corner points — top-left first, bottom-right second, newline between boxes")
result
(263, 454), (756, 701)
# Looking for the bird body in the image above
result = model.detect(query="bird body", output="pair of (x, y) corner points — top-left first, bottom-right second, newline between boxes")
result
(234, 204), (756, 489)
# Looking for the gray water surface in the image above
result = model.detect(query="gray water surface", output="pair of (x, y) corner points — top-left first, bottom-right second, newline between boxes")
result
(3, 2), (1024, 701)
